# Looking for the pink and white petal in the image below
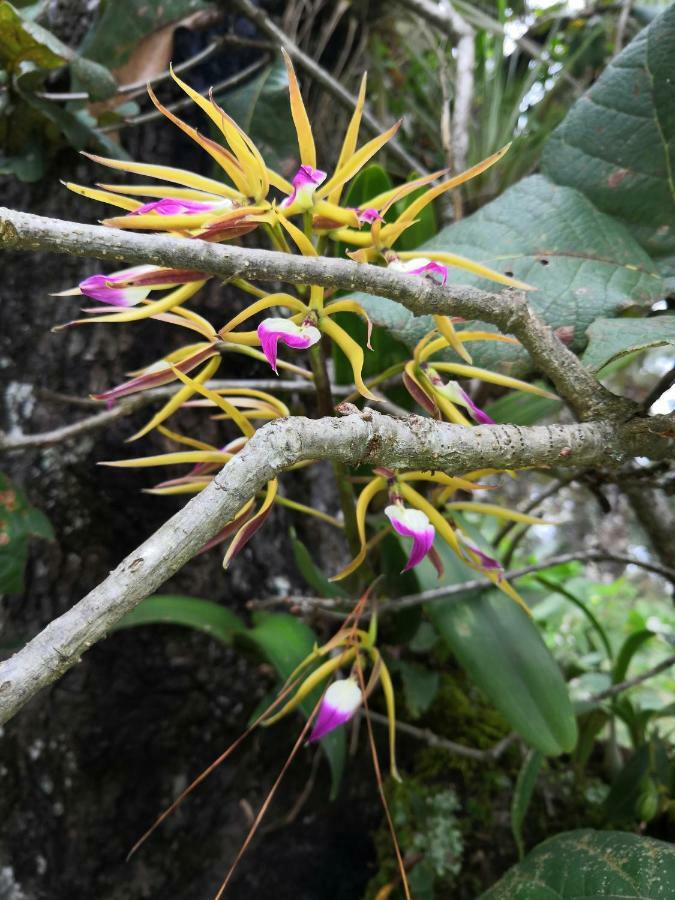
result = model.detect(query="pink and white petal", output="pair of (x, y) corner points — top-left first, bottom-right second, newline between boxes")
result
(257, 318), (321, 373)
(308, 679), (362, 742)
(385, 505), (436, 571)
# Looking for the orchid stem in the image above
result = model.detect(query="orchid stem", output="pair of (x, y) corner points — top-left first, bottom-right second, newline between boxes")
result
(308, 343), (362, 560)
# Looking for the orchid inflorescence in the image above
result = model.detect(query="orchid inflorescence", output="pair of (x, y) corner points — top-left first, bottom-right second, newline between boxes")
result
(52, 51), (556, 807)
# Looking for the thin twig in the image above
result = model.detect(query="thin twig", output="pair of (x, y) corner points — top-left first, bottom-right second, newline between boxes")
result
(493, 473), (577, 546)
(614, 0), (634, 56)
(100, 57), (270, 133)
(0, 379), (356, 452)
(590, 654), (675, 703)
(253, 549), (675, 617)
(642, 365), (675, 413)
(231, 0), (428, 175)
(365, 709), (515, 761)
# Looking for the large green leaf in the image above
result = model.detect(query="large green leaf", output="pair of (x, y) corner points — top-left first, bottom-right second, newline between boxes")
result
(410, 532), (577, 756)
(115, 594), (244, 644)
(480, 830), (675, 898)
(0, 1), (70, 71)
(78, 0), (213, 69)
(542, 4), (675, 274)
(582, 315), (675, 372)
(356, 175), (663, 374)
(216, 59), (296, 175)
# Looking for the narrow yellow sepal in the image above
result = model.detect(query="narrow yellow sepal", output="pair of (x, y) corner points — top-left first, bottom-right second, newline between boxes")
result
(330, 476), (387, 581)
(329, 71), (367, 205)
(144, 481), (212, 496)
(156, 424), (215, 451)
(281, 48), (316, 168)
(100, 451), (229, 468)
(170, 365), (255, 438)
(63, 182), (141, 212)
(430, 362), (558, 399)
(223, 477), (278, 569)
(274, 495), (343, 528)
(375, 654), (402, 783)
(445, 502), (555, 525)
(97, 183), (227, 201)
(320, 316), (377, 401)
(397, 250), (534, 292)
(57, 281), (206, 328)
(128, 355), (221, 441)
(433, 314), (472, 364)
(275, 211), (318, 256)
(82, 152), (239, 198)
(318, 119), (402, 200)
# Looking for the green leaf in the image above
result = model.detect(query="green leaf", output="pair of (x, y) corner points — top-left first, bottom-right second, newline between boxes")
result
(511, 749), (543, 859)
(245, 612), (346, 798)
(582, 315), (675, 372)
(70, 56), (117, 101)
(612, 628), (655, 684)
(290, 529), (348, 600)
(78, 0), (213, 70)
(216, 59), (296, 174)
(480, 829), (675, 898)
(114, 594), (245, 645)
(542, 4), (675, 273)
(0, 472), (53, 595)
(354, 175), (663, 374)
(411, 532), (577, 756)
(393, 659), (440, 719)
(484, 391), (562, 426)
(0, 1), (71, 72)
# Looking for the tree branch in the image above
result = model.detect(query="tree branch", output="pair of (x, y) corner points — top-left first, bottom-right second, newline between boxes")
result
(0, 409), (673, 725)
(0, 207), (635, 420)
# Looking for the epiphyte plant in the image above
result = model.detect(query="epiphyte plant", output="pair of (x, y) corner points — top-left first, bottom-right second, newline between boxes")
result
(50, 48), (557, 896)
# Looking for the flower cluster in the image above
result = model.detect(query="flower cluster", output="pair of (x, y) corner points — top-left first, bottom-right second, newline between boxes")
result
(51, 51), (558, 746)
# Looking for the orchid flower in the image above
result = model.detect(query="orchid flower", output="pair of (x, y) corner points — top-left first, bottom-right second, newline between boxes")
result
(127, 197), (234, 216)
(280, 165), (327, 211)
(308, 679), (362, 742)
(257, 318), (322, 373)
(384, 503), (435, 571)
(387, 255), (448, 285)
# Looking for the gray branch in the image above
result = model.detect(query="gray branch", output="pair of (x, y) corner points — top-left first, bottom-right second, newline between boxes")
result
(0, 408), (673, 725)
(0, 207), (634, 420)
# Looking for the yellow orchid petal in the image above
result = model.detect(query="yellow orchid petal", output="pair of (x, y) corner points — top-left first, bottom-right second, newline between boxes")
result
(223, 478), (278, 568)
(156, 424), (215, 452)
(430, 362), (558, 399)
(144, 481), (212, 496)
(276, 211), (318, 256)
(374, 653), (402, 782)
(82, 152), (239, 198)
(101, 451), (229, 468)
(102, 204), (266, 232)
(282, 48), (316, 168)
(318, 119), (402, 200)
(274, 495), (343, 528)
(484, 569), (532, 616)
(63, 182), (141, 211)
(320, 316), (377, 401)
(394, 144), (511, 225)
(329, 71), (367, 205)
(169, 65), (268, 199)
(398, 472), (489, 492)
(364, 168), (448, 213)
(168, 307), (217, 339)
(128, 355), (221, 441)
(146, 83), (252, 196)
(329, 227), (373, 247)
(170, 365), (255, 438)
(312, 200), (360, 228)
(97, 183), (226, 201)
(433, 314), (472, 364)
(331, 476), (387, 581)
(453, 331), (520, 346)
(445, 502), (555, 525)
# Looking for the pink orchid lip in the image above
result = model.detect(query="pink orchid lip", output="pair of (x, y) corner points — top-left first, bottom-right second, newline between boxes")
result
(78, 265), (158, 306)
(127, 197), (229, 216)
(356, 206), (384, 225)
(257, 318), (321, 373)
(389, 257), (449, 286)
(308, 679), (362, 743)
(458, 533), (503, 577)
(434, 375), (496, 425)
(280, 165), (327, 209)
(460, 388), (495, 426)
(385, 504), (436, 571)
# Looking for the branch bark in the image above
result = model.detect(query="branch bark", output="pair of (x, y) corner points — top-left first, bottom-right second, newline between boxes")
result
(0, 207), (635, 420)
(0, 409), (673, 725)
